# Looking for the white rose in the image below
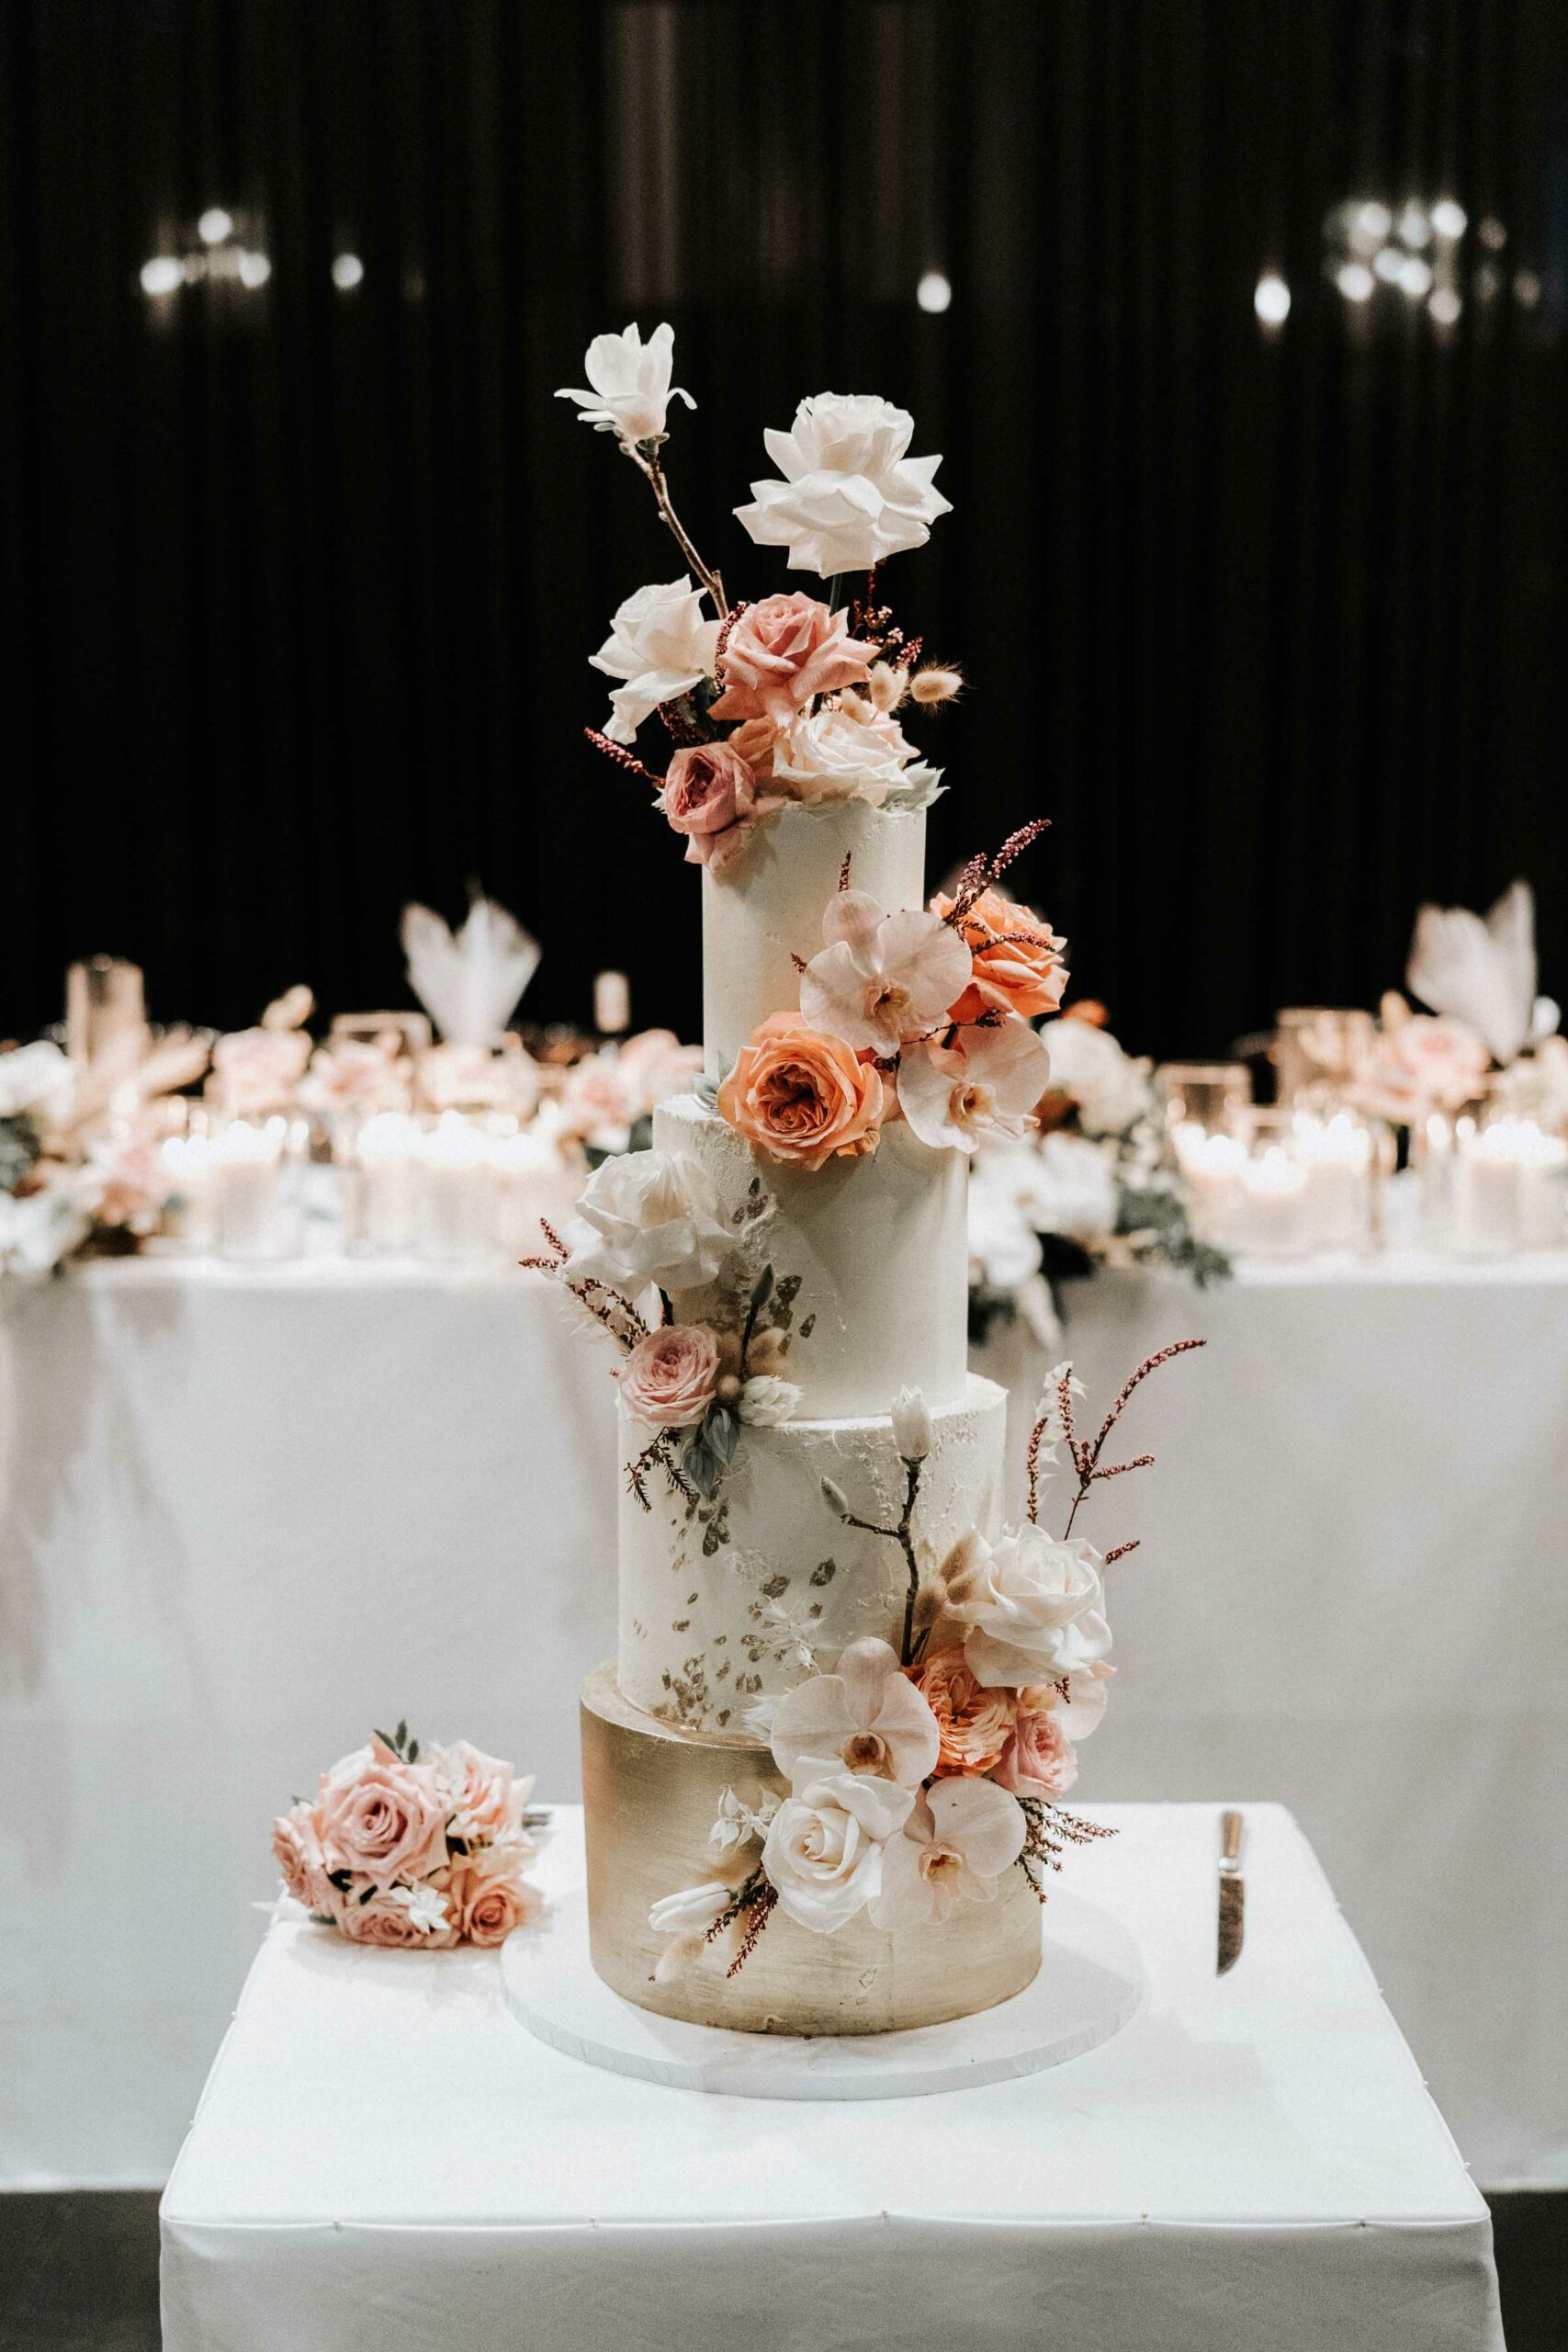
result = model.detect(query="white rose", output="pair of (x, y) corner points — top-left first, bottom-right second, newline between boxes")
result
(737, 1374), (801, 1427)
(761, 1758), (913, 1934)
(1025, 1132), (1119, 1244)
(942, 1524), (1111, 1690)
(555, 321), (694, 446)
(0, 1040), (74, 1121)
(1038, 1018), (1152, 1137)
(735, 392), (952, 577)
(774, 700), (935, 808)
(564, 1148), (731, 1296)
(589, 578), (720, 745)
(967, 1148), (1046, 1291)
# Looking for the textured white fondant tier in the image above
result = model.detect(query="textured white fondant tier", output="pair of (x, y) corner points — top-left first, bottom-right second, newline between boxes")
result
(617, 1373), (1008, 1735)
(658, 1095), (968, 1419)
(702, 801), (927, 1079)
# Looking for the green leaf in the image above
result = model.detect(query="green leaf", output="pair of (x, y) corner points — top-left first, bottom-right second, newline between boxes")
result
(395, 1719), (408, 1750)
(705, 1403), (740, 1466)
(407, 1738), (420, 1762)
(372, 1726), (397, 1755)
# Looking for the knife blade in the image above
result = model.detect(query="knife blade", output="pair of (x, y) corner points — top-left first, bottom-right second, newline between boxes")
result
(1217, 1807), (1245, 1973)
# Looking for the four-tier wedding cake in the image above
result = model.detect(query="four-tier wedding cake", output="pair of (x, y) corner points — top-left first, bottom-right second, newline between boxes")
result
(542, 324), (1187, 2037)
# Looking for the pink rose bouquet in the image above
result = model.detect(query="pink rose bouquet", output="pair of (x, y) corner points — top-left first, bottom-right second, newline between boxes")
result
(272, 1723), (542, 1951)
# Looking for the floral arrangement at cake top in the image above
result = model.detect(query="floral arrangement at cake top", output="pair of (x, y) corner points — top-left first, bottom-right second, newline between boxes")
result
(272, 1723), (544, 1951)
(649, 1341), (1203, 1981)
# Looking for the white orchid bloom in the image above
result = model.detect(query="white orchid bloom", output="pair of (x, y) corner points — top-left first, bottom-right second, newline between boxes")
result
(735, 392), (951, 577)
(869, 1780), (1026, 1929)
(897, 1020), (1052, 1154)
(555, 321), (694, 446)
(799, 888), (971, 1054)
(769, 1639), (940, 1791)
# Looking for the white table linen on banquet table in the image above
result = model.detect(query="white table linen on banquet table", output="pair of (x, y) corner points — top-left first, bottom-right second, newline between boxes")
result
(159, 1802), (1503, 2352)
(0, 1254), (615, 2188)
(976, 1253), (1568, 2192)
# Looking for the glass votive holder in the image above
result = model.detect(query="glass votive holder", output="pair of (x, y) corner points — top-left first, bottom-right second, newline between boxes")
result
(1449, 1112), (1567, 1258)
(211, 1110), (309, 1261)
(1289, 1102), (1377, 1253)
(1233, 1110), (1314, 1258)
(157, 1104), (217, 1254)
(342, 1110), (423, 1255)
(1157, 1061), (1253, 1136)
(1273, 1008), (1377, 1103)
(416, 1111), (500, 1261)
(1170, 1122), (1247, 1248)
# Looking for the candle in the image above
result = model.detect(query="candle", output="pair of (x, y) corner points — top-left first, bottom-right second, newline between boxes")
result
(593, 969), (631, 1036)
(417, 1112), (497, 1260)
(353, 1112), (419, 1254)
(1174, 1123), (1247, 1248)
(1239, 1144), (1311, 1256)
(160, 1133), (215, 1251)
(213, 1116), (302, 1260)
(1451, 1122), (1523, 1257)
(491, 1128), (576, 1257)
(1517, 1123), (1568, 1250)
(1292, 1111), (1373, 1251)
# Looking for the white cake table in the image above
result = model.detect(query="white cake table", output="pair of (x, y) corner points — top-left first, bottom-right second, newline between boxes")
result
(159, 1803), (1503, 2352)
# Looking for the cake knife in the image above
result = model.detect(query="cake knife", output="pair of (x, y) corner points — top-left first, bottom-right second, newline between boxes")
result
(1216, 1808), (1245, 1973)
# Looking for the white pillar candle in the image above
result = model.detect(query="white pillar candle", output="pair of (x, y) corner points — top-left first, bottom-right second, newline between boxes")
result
(593, 969), (630, 1035)
(159, 1133), (215, 1251)
(354, 1112), (419, 1254)
(1451, 1122), (1523, 1257)
(1292, 1111), (1373, 1251)
(1174, 1124), (1247, 1248)
(417, 1112), (497, 1260)
(1239, 1144), (1311, 1256)
(1514, 1122), (1566, 1250)
(213, 1116), (300, 1260)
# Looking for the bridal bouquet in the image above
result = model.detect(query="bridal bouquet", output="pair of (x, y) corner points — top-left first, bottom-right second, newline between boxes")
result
(272, 1724), (543, 1949)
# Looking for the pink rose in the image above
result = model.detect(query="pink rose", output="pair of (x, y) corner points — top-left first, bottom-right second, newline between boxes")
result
(315, 1736), (449, 1888)
(335, 1888), (458, 1949)
(660, 743), (761, 870)
(437, 1739), (515, 1843)
(271, 1802), (332, 1911)
(993, 1709), (1078, 1800)
(708, 593), (874, 727)
(618, 1322), (721, 1428)
(455, 1852), (540, 1947)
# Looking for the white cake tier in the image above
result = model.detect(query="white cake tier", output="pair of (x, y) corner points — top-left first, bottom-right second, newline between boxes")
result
(657, 1095), (969, 1419)
(616, 1372), (1008, 1735)
(701, 800), (927, 1079)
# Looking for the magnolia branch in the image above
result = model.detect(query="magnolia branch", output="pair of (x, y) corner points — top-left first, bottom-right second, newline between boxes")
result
(625, 442), (728, 617)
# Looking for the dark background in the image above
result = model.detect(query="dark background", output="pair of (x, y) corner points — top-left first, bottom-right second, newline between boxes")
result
(3, 0), (1565, 1056)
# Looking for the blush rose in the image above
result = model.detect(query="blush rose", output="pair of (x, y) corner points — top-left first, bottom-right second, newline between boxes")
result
(315, 1736), (449, 1889)
(708, 592), (874, 727)
(660, 742), (762, 870)
(993, 1708), (1079, 1799)
(619, 1322), (722, 1428)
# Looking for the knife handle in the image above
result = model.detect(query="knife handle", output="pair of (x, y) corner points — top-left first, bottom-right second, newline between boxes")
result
(1221, 1808), (1244, 1864)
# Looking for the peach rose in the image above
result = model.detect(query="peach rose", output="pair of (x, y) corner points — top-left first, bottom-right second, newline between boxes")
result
(661, 742), (761, 869)
(335, 1889), (457, 1950)
(271, 1803), (332, 1912)
(436, 1740), (515, 1844)
(717, 1013), (885, 1171)
(993, 1708), (1078, 1799)
(709, 593), (874, 727)
(316, 1736), (449, 1888)
(456, 1853), (541, 1947)
(907, 1649), (1016, 1776)
(727, 716), (779, 780)
(930, 886), (1068, 1023)
(619, 1322), (722, 1427)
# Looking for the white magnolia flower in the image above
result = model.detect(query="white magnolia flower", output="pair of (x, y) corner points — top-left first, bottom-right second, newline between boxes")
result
(773, 699), (938, 808)
(0, 1040), (75, 1122)
(898, 1021), (1052, 1154)
(564, 1148), (731, 1296)
(770, 1639), (940, 1791)
(735, 392), (952, 577)
(799, 889), (970, 1054)
(942, 1522), (1111, 1690)
(708, 1786), (781, 1856)
(890, 1385), (932, 1462)
(386, 1882), (452, 1936)
(761, 1757), (914, 1933)
(555, 321), (694, 446)
(1038, 1016), (1153, 1137)
(738, 1374), (801, 1426)
(870, 1781), (1027, 1929)
(589, 578), (719, 745)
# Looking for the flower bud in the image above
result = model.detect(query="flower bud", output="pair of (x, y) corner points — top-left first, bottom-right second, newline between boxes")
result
(890, 1385), (932, 1462)
(820, 1476), (851, 1521)
(909, 665), (963, 707)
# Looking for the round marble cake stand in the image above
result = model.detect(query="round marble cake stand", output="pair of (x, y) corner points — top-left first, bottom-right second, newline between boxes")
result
(501, 1887), (1145, 2100)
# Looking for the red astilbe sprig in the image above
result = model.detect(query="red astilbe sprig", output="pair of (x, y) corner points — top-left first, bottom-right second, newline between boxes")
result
(943, 818), (1053, 930)
(1057, 1338), (1207, 1541)
(657, 697), (707, 747)
(583, 729), (664, 788)
(712, 598), (750, 684)
(519, 1218), (570, 1272)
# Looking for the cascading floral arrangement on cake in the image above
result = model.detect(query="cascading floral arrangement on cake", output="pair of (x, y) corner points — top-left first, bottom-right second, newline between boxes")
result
(541, 322), (1201, 2034)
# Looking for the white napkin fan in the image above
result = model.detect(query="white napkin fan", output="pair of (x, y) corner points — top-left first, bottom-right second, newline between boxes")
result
(1406, 879), (1557, 1064)
(400, 892), (541, 1048)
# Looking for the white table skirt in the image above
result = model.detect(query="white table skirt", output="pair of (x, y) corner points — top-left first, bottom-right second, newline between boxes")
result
(0, 1255), (617, 2188)
(977, 1254), (1568, 2191)
(158, 1803), (1503, 2352)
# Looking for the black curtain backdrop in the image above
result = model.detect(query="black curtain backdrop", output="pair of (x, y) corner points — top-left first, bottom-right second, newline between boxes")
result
(2, 0), (1565, 1056)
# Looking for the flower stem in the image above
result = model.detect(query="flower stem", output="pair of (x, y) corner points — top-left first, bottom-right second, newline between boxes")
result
(627, 445), (728, 617)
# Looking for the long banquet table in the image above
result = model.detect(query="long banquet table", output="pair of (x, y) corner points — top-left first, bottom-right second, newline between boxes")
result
(3, 1247), (1564, 2188)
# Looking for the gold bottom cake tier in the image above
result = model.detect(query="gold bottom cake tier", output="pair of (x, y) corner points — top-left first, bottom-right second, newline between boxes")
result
(581, 1661), (1043, 2036)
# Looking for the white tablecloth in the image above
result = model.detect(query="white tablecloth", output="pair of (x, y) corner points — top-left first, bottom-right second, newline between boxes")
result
(159, 1803), (1503, 2352)
(0, 1255), (616, 2188)
(978, 1254), (1568, 2191)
